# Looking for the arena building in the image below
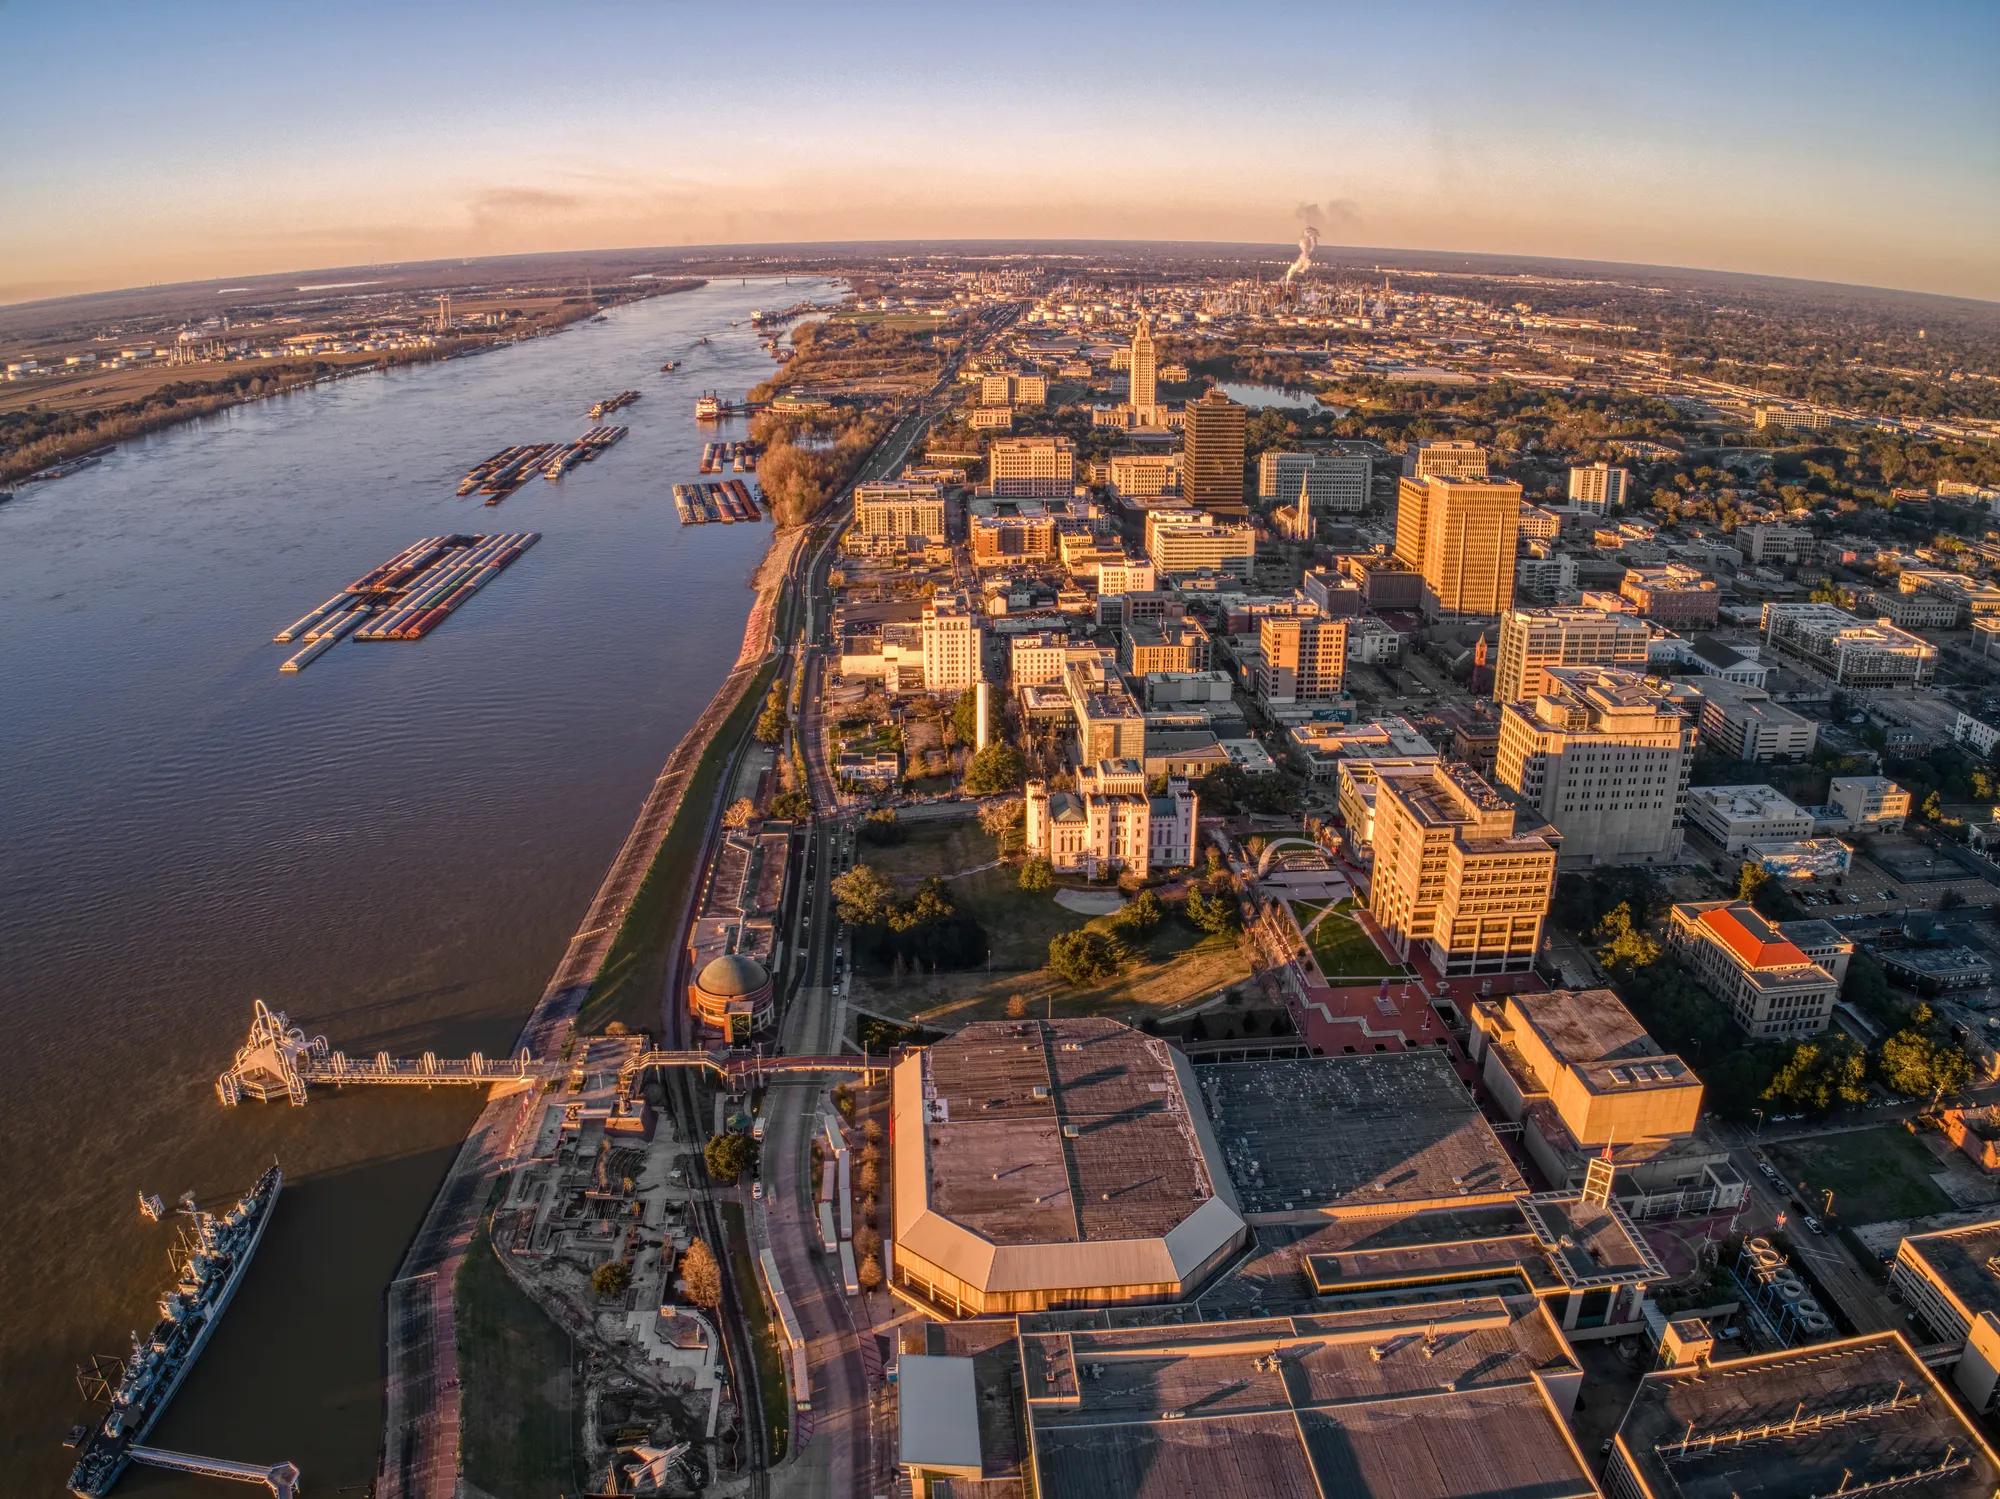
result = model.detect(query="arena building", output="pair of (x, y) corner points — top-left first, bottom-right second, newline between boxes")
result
(891, 1018), (1247, 1315)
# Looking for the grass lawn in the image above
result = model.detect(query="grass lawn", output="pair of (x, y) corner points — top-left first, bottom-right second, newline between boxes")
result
(1298, 897), (1405, 979)
(1767, 1127), (1955, 1225)
(858, 818), (996, 890)
(853, 886), (1253, 1027)
(720, 1202), (790, 1463)
(582, 660), (778, 1032)
(457, 1221), (576, 1498)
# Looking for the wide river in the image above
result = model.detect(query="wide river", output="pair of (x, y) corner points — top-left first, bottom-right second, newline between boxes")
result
(0, 276), (836, 1492)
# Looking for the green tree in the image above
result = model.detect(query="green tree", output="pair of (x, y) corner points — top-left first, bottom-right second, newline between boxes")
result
(858, 807), (904, 846)
(962, 742), (1025, 795)
(833, 863), (894, 926)
(1048, 928), (1131, 986)
(679, 1238), (721, 1310)
(755, 697), (787, 745)
(1595, 903), (1662, 969)
(768, 786), (811, 821)
(1737, 862), (1771, 903)
(722, 796), (758, 830)
(1765, 1037), (1869, 1112)
(591, 1260), (632, 1299)
(1877, 1021), (1973, 1098)
(1117, 889), (1164, 935)
(704, 1130), (760, 1184)
(951, 689), (981, 747)
(1018, 855), (1054, 892)
(1186, 882), (1241, 935)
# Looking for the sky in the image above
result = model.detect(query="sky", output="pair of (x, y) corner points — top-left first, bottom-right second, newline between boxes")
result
(3, 0), (1997, 304)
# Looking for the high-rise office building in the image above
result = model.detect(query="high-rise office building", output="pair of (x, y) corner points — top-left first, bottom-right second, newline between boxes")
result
(1395, 474), (1523, 617)
(1493, 667), (1696, 867)
(1128, 316), (1157, 414)
(988, 436), (1075, 497)
(920, 589), (982, 693)
(1255, 614), (1348, 706)
(1568, 462), (1629, 513)
(1180, 388), (1247, 516)
(1366, 761), (1557, 977)
(854, 480), (948, 543)
(1493, 606), (1654, 704)
(1257, 447), (1374, 511)
(1402, 439), (1489, 481)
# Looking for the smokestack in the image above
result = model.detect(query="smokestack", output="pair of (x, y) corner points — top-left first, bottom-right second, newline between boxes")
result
(1283, 225), (1321, 285)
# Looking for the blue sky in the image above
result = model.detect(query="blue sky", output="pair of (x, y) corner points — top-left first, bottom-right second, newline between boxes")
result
(3, 0), (1996, 301)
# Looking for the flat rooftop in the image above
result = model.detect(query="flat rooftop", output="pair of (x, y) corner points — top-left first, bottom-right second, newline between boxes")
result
(1197, 1052), (1524, 1219)
(1020, 1297), (1593, 1499)
(920, 1018), (1217, 1246)
(1613, 1333), (2000, 1499)
(1902, 1218), (2000, 1321)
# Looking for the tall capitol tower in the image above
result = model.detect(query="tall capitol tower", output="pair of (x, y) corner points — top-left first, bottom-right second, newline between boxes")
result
(1129, 314), (1157, 414)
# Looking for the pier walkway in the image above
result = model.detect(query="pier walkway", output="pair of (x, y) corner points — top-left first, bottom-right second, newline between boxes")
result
(215, 999), (540, 1106)
(129, 1446), (300, 1497)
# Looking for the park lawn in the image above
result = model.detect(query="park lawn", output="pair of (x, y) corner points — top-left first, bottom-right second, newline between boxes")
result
(859, 817), (996, 891)
(1299, 897), (1405, 980)
(1766, 1126), (1955, 1225)
(852, 905), (1252, 1028)
(458, 1221), (576, 1498)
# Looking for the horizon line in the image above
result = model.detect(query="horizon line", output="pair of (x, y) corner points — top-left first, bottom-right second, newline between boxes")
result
(6, 236), (1997, 314)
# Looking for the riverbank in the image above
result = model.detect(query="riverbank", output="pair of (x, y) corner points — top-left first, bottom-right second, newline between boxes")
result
(0, 278), (706, 486)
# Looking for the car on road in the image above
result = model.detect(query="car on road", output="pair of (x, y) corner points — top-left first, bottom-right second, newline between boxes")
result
(1758, 1161), (1780, 1180)
(1803, 1214), (1824, 1234)
(752, 1181), (764, 1201)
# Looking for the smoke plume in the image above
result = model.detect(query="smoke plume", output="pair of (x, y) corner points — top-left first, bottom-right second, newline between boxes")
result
(1284, 224), (1320, 284)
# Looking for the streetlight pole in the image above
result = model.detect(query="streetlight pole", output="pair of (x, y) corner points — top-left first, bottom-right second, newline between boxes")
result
(1752, 1107), (1765, 1136)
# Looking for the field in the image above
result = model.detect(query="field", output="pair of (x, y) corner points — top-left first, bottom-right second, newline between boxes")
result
(1767, 1126), (1956, 1225)
(1295, 898), (1405, 979)
(457, 1222), (576, 1497)
(859, 816), (997, 890)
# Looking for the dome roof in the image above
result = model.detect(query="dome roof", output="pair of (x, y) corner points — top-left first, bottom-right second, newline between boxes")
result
(696, 953), (770, 997)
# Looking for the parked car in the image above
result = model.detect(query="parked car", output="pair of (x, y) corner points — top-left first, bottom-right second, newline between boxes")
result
(1759, 1162), (1780, 1180)
(1804, 1214), (1824, 1234)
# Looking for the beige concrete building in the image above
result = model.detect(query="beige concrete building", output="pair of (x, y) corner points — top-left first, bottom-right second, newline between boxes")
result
(853, 479), (949, 543)
(890, 1017), (1245, 1316)
(1567, 461), (1628, 513)
(1106, 451), (1176, 498)
(1180, 387), (1247, 515)
(988, 435), (1074, 497)
(1828, 774), (1911, 833)
(1396, 474), (1524, 617)
(1761, 602), (1939, 688)
(1494, 606), (1653, 704)
(1144, 507), (1255, 579)
(1120, 618), (1209, 676)
(1696, 679), (1817, 762)
(1494, 667), (1695, 867)
(1684, 783), (1815, 852)
(1288, 714), (1436, 782)
(1469, 988), (1741, 1217)
(1891, 1218), (2000, 1414)
(979, 370), (1046, 407)
(1257, 447), (1373, 511)
(1667, 900), (1853, 1039)
(1255, 613), (1348, 706)
(1127, 315), (1157, 416)
(1402, 438), (1489, 480)
(1064, 651), (1146, 761)
(1024, 759), (1197, 877)
(920, 589), (982, 693)
(1367, 762), (1558, 977)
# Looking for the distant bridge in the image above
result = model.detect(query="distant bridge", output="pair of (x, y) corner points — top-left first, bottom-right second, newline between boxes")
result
(217, 999), (541, 1106)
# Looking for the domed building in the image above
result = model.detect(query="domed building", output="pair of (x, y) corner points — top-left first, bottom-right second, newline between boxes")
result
(689, 952), (773, 1035)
